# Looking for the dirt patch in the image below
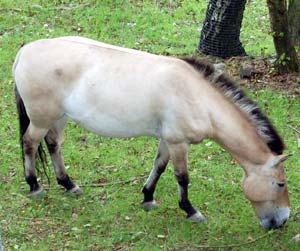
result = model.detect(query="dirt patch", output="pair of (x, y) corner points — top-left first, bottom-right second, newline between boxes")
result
(196, 53), (300, 97)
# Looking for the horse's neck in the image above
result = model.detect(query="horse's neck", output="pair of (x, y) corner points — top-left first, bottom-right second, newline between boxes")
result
(209, 97), (272, 171)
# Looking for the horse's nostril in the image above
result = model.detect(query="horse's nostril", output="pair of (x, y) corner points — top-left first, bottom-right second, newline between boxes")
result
(270, 218), (277, 228)
(268, 217), (287, 229)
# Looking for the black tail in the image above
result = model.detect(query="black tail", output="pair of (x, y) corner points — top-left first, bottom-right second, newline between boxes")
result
(14, 86), (49, 179)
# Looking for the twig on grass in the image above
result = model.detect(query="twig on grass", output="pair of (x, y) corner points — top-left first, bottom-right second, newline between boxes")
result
(41, 174), (148, 190)
(15, 215), (64, 222)
(78, 174), (148, 188)
(293, 211), (300, 220)
(287, 125), (300, 148)
(0, 7), (23, 12)
(288, 125), (300, 135)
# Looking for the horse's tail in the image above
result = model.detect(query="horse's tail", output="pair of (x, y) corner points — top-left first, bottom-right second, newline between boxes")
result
(14, 86), (29, 167)
(14, 86), (48, 174)
(14, 51), (48, 177)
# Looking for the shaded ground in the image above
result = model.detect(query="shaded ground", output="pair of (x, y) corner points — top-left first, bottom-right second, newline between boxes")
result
(197, 54), (300, 96)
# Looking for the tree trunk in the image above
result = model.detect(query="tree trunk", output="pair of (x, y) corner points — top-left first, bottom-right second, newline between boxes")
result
(288, 0), (300, 48)
(198, 0), (247, 58)
(267, 0), (299, 73)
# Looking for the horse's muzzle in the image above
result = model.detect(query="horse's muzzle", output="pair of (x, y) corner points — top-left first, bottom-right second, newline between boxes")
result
(260, 207), (290, 229)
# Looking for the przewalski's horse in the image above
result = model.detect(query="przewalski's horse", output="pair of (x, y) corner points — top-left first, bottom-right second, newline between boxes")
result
(13, 36), (290, 229)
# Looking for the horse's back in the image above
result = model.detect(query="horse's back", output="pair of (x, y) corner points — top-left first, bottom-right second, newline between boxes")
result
(14, 36), (181, 95)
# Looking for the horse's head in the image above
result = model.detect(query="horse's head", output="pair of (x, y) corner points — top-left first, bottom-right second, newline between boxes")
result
(242, 154), (291, 229)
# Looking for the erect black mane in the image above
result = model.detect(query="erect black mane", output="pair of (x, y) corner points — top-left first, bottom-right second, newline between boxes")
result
(182, 56), (285, 155)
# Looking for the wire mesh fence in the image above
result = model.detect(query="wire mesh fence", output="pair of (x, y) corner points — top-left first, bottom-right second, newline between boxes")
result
(199, 0), (247, 58)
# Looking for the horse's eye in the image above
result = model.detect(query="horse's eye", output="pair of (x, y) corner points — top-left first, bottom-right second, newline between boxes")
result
(277, 182), (285, 188)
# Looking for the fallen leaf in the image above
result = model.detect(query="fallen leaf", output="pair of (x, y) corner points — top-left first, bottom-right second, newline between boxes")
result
(292, 234), (300, 242)
(157, 234), (166, 239)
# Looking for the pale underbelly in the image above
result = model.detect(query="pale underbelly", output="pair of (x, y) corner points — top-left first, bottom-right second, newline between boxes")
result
(65, 111), (161, 138)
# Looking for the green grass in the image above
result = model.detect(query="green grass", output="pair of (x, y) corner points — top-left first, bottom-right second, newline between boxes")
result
(0, 1), (299, 250)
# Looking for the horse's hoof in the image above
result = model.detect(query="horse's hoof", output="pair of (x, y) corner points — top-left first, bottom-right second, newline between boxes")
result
(67, 185), (84, 196)
(141, 200), (158, 211)
(187, 211), (207, 223)
(28, 188), (46, 199)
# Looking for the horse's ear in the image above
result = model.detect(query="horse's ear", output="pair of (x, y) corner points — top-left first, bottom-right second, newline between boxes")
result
(270, 154), (292, 168)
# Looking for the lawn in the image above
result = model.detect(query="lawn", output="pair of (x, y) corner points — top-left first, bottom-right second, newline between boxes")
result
(0, 0), (299, 250)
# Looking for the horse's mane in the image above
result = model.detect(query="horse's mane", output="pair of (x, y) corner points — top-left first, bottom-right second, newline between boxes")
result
(182, 56), (285, 155)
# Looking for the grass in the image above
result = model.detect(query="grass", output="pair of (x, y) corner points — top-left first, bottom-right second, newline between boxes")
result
(0, 0), (299, 250)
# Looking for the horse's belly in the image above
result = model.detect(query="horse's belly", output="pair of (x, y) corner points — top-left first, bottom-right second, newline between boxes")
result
(64, 96), (161, 138)
(63, 71), (165, 138)
(69, 113), (160, 138)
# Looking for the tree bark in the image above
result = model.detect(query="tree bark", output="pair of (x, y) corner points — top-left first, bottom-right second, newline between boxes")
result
(198, 0), (247, 58)
(288, 0), (300, 48)
(267, 0), (299, 73)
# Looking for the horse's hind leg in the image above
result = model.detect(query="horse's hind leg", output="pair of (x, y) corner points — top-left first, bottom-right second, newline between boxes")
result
(168, 143), (206, 223)
(141, 139), (169, 211)
(45, 117), (83, 195)
(23, 124), (48, 196)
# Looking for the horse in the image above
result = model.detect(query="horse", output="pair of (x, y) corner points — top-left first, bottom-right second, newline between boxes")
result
(13, 36), (290, 229)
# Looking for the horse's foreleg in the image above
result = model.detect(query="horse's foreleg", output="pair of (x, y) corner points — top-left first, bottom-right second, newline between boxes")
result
(23, 124), (48, 196)
(45, 117), (83, 195)
(168, 143), (206, 223)
(141, 140), (169, 211)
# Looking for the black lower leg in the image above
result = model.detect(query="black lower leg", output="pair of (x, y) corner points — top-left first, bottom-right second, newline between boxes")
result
(57, 175), (76, 191)
(142, 186), (155, 203)
(142, 162), (167, 203)
(26, 175), (40, 193)
(176, 173), (197, 217)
